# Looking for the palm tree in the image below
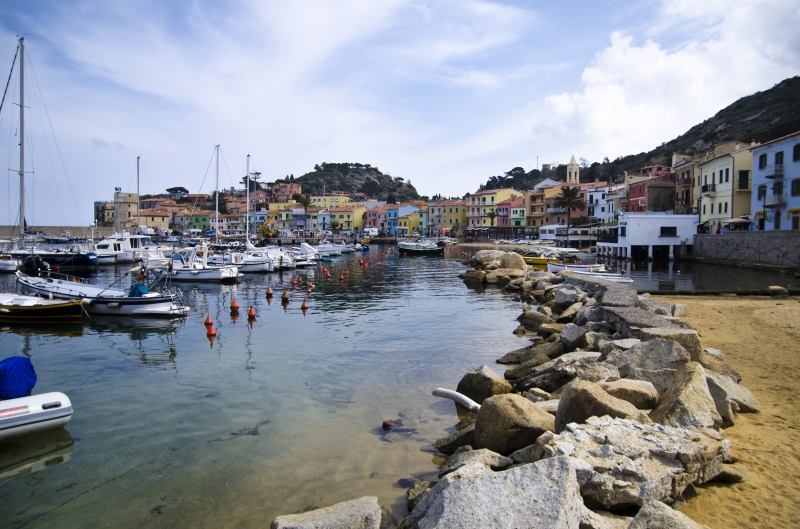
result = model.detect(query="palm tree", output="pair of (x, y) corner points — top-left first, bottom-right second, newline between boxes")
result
(295, 195), (312, 209)
(554, 187), (586, 247)
(486, 210), (498, 227)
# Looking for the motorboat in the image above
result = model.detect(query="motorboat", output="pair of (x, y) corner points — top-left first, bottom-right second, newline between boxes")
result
(0, 255), (20, 273)
(207, 250), (273, 273)
(522, 256), (560, 266)
(289, 243), (319, 268)
(547, 262), (606, 273)
(166, 245), (241, 282)
(0, 293), (83, 322)
(10, 245), (98, 270)
(15, 271), (189, 317)
(571, 269), (634, 283)
(315, 240), (342, 257)
(333, 241), (356, 254)
(397, 239), (444, 254)
(0, 392), (73, 441)
(263, 246), (296, 269)
(94, 232), (169, 265)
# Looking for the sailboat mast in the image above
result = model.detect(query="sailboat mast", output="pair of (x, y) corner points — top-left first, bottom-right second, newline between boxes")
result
(215, 144), (219, 244)
(136, 156), (140, 233)
(18, 37), (25, 249)
(246, 154), (250, 241)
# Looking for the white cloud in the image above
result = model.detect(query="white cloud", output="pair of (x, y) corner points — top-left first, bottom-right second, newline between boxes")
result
(531, 0), (800, 162)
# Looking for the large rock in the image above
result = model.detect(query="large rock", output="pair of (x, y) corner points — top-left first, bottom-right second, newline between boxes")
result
(485, 268), (526, 285)
(705, 370), (762, 413)
(499, 252), (527, 271)
(627, 368), (677, 398)
(503, 354), (551, 380)
(456, 365), (512, 405)
(434, 424), (475, 455)
(438, 448), (512, 477)
(557, 302), (585, 324)
(580, 508), (634, 529)
(555, 284), (581, 306)
(517, 306), (555, 332)
(459, 269), (486, 286)
(399, 458), (583, 529)
(598, 288), (639, 307)
(600, 307), (682, 337)
(600, 379), (659, 410)
(609, 338), (691, 377)
(650, 363), (722, 430)
(628, 500), (710, 529)
(474, 394), (555, 455)
(537, 416), (730, 510)
(498, 340), (565, 365)
(639, 328), (703, 361)
(472, 250), (507, 268)
(561, 323), (590, 352)
(554, 380), (651, 433)
(271, 496), (380, 529)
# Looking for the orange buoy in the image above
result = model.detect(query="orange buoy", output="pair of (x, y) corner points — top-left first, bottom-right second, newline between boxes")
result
(281, 290), (289, 301)
(307, 285), (312, 294)
(248, 306), (256, 318)
(206, 323), (217, 336)
(339, 275), (344, 281)
(301, 299), (308, 310)
(230, 298), (240, 312)
(291, 279), (297, 287)
(55, 266), (60, 273)
(266, 285), (274, 297)
(204, 314), (213, 327)
(345, 270), (349, 275)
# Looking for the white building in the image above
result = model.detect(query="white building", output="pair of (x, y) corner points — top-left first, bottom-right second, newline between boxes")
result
(586, 185), (608, 222)
(539, 224), (597, 248)
(596, 212), (698, 260)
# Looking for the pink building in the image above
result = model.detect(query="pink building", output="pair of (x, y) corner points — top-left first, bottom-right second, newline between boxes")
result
(496, 197), (524, 227)
(366, 206), (387, 232)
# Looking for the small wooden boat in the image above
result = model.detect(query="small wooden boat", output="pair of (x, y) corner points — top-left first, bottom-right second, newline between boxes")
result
(397, 239), (444, 254)
(547, 262), (606, 273)
(571, 270), (634, 283)
(0, 392), (73, 441)
(0, 293), (83, 322)
(522, 256), (559, 266)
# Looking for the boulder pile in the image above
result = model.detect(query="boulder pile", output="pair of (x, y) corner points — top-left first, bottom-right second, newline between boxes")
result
(270, 251), (759, 528)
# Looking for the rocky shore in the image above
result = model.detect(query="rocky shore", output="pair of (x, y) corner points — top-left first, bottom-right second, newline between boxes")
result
(270, 250), (766, 529)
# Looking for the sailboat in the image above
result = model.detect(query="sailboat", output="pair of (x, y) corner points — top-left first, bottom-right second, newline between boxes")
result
(5, 37), (98, 270)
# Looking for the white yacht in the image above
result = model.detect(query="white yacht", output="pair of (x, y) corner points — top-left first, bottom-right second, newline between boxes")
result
(94, 233), (168, 265)
(315, 239), (342, 257)
(289, 243), (319, 267)
(165, 245), (241, 282)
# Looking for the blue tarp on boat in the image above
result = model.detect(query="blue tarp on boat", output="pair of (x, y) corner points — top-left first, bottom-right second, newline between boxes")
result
(0, 357), (37, 400)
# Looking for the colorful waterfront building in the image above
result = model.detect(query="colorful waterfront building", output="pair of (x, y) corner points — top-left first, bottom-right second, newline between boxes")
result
(466, 188), (520, 227)
(330, 205), (366, 234)
(386, 204), (420, 235)
(311, 192), (351, 209)
(697, 140), (753, 233)
(750, 131), (800, 230)
(397, 212), (420, 236)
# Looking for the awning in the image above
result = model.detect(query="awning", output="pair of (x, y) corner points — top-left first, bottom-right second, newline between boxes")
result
(722, 218), (751, 225)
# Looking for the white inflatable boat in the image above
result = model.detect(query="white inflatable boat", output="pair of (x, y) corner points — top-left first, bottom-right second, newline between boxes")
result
(0, 392), (73, 441)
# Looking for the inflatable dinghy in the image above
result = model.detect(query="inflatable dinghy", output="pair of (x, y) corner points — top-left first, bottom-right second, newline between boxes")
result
(0, 392), (73, 441)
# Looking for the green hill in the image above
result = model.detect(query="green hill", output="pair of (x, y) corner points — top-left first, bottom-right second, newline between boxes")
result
(272, 163), (420, 202)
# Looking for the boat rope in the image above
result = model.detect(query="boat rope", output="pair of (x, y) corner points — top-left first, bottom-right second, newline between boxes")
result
(0, 44), (18, 117)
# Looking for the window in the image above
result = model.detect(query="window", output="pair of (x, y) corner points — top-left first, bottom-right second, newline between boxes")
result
(660, 226), (677, 236)
(738, 170), (750, 190)
(793, 212), (800, 230)
(758, 184), (767, 200)
(794, 144), (800, 162)
(759, 153), (767, 169)
(725, 168), (729, 182)
(711, 203), (714, 214)
(776, 151), (784, 165)
(620, 227), (626, 236)
(704, 175), (707, 185)
(724, 202), (728, 213)
(792, 179), (800, 197)
(712, 171), (716, 184)
(703, 204), (706, 215)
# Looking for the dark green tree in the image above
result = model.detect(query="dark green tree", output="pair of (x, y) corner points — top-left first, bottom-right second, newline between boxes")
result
(553, 187), (586, 246)
(486, 210), (498, 227)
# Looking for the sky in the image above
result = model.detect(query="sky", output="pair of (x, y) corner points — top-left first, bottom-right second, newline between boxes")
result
(0, 0), (798, 226)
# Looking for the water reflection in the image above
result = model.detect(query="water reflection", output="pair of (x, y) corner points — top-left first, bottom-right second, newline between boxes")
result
(0, 428), (74, 486)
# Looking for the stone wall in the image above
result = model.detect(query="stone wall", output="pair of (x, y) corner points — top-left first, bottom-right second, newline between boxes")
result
(694, 231), (800, 268)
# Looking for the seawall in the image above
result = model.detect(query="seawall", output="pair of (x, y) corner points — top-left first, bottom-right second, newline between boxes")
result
(693, 231), (800, 270)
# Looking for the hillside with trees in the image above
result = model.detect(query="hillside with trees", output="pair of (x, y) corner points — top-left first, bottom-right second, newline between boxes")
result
(271, 163), (420, 202)
(479, 76), (800, 191)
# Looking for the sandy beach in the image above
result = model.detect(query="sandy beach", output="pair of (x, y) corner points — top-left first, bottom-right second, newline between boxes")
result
(656, 295), (800, 528)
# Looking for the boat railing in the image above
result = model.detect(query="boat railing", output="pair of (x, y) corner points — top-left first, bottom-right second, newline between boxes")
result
(38, 271), (90, 284)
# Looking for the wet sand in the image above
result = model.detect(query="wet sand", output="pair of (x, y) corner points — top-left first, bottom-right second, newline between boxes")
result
(658, 295), (800, 528)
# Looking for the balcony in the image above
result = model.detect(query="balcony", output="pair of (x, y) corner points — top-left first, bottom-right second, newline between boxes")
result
(528, 211), (545, 217)
(596, 233), (619, 243)
(764, 194), (787, 208)
(701, 184), (716, 196)
(764, 164), (784, 179)
(676, 178), (692, 187)
(547, 207), (569, 213)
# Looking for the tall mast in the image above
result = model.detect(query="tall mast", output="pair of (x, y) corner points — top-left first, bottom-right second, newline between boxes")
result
(215, 144), (219, 244)
(18, 37), (25, 249)
(246, 154), (250, 241)
(136, 155), (140, 232)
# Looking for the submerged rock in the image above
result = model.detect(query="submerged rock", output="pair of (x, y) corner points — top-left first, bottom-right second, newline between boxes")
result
(271, 496), (381, 529)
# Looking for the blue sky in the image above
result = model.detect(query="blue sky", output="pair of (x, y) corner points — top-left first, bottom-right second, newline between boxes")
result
(0, 0), (798, 226)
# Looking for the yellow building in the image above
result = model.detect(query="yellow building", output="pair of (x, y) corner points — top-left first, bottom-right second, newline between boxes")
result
(466, 188), (520, 227)
(311, 192), (351, 209)
(142, 211), (171, 231)
(398, 212), (420, 235)
(697, 141), (753, 233)
(442, 200), (466, 231)
(329, 205), (366, 233)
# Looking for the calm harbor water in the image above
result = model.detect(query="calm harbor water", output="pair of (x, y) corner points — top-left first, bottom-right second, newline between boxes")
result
(0, 247), (795, 528)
